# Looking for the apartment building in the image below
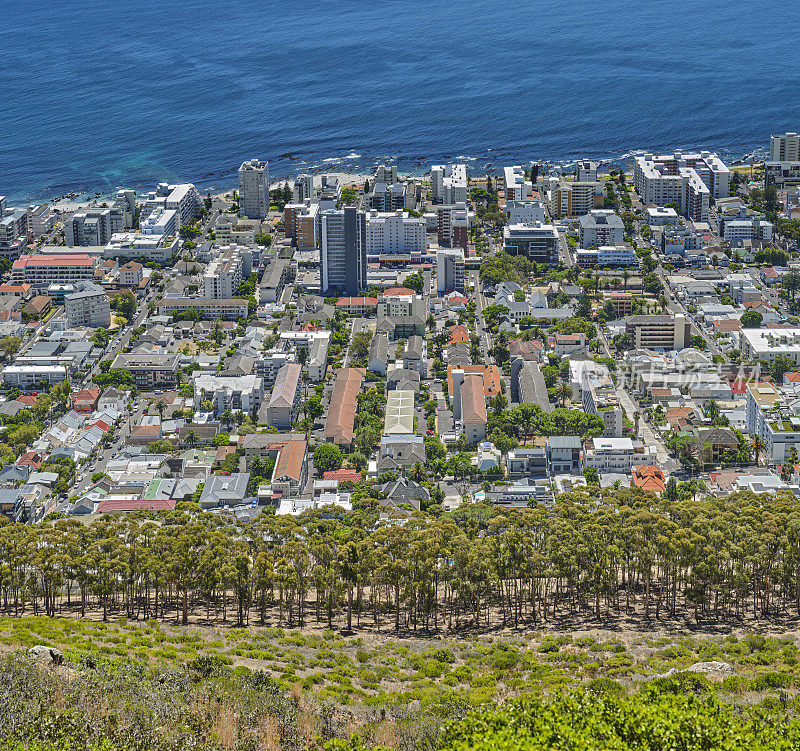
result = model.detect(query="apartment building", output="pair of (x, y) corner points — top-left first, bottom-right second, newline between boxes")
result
(320, 206), (367, 295)
(259, 259), (293, 304)
(764, 162), (800, 190)
(292, 173), (314, 203)
(141, 183), (201, 229)
(26, 205), (54, 238)
(0, 209), (28, 258)
(109, 353), (180, 389)
(771, 133), (800, 162)
(577, 160), (598, 182)
(506, 199), (547, 225)
(435, 203), (469, 250)
(238, 159), (269, 219)
(633, 151), (729, 220)
(369, 182), (406, 212)
(625, 314), (690, 350)
(544, 178), (604, 218)
(156, 298), (249, 320)
(745, 381), (800, 464)
(365, 210), (426, 258)
(578, 210), (625, 248)
(2, 365), (67, 391)
(502, 223), (559, 265)
(103, 233), (179, 264)
(193, 373), (264, 415)
(575, 244), (639, 268)
(431, 164), (468, 204)
(66, 208), (122, 246)
(720, 206), (773, 244)
(203, 247), (244, 299)
(283, 201), (319, 249)
(436, 248), (466, 293)
(11, 254), (94, 288)
(738, 328), (800, 364)
(583, 437), (655, 472)
(263, 363), (302, 430)
(64, 282), (111, 328)
(324, 367), (364, 448)
(503, 166), (532, 201)
(119, 261), (143, 288)
(570, 360), (623, 438)
(453, 371), (487, 443)
(140, 207), (177, 236)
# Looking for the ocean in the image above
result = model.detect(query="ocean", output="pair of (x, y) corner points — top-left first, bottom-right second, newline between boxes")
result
(2, 0), (799, 203)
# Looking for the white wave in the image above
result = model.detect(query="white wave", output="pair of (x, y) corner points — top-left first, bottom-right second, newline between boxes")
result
(344, 152), (362, 159)
(322, 158), (339, 163)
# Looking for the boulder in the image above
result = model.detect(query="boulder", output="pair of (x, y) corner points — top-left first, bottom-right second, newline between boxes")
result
(28, 645), (64, 666)
(660, 661), (734, 680)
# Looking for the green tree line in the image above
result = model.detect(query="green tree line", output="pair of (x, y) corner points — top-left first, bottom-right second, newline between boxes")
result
(5, 486), (800, 629)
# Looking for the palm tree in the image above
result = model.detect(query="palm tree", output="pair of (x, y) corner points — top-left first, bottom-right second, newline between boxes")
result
(751, 435), (766, 466)
(155, 400), (167, 421)
(633, 411), (641, 435)
(409, 462), (427, 483)
(557, 382), (571, 408)
(622, 269), (630, 291)
(186, 429), (198, 448)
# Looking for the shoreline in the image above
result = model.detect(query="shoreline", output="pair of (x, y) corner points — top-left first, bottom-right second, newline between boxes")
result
(16, 147), (769, 211)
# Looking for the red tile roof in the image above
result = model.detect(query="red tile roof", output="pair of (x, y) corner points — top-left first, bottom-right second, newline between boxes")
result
(323, 469), (364, 483)
(335, 297), (378, 307)
(448, 324), (469, 343)
(272, 439), (307, 482)
(13, 254), (93, 268)
(631, 465), (666, 495)
(96, 498), (176, 513)
(383, 287), (414, 296)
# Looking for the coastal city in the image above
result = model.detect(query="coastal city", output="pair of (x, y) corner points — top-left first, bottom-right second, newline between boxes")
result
(0, 135), (799, 523)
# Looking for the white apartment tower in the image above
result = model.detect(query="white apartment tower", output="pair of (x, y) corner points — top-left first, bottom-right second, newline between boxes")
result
(771, 133), (800, 163)
(365, 210), (426, 256)
(238, 159), (270, 219)
(431, 164), (468, 204)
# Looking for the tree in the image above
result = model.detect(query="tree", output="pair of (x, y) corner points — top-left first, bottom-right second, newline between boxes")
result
(0, 336), (22, 358)
(111, 291), (137, 319)
(663, 476), (679, 502)
(313, 443), (343, 474)
(583, 466), (599, 484)
(212, 432), (230, 447)
(350, 331), (372, 360)
(771, 354), (797, 384)
(254, 232), (272, 247)
(751, 434), (766, 466)
(740, 310), (763, 328)
(349, 451), (367, 473)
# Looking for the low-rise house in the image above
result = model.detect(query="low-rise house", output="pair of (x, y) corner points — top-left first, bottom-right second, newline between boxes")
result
(378, 434), (426, 472)
(368, 334), (388, 375)
(631, 465), (666, 495)
(198, 473), (251, 508)
(507, 447), (548, 477)
(402, 335), (425, 375)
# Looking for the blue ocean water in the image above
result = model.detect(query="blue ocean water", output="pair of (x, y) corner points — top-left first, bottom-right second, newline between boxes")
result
(2, 0), (799, 203)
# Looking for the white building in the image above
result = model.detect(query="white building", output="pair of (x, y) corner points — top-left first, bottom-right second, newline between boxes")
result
(140, 208), (177, 236)
(436, 247), (465, 293)
(238, 159), (270, 220)
(578, 210), (625, 248)
(365, 210), (426, 257)
(633, 151), (729, 221)
(583, 437), (656, 472)
(64, 282), (111, 328)
(193, 373), (264, 415)
(203, 247), (244, 299)
(503, 166), (532, 201)
(505, 199), (547, 225)
(141, 183), (201, 230)
(431, 164), (468, 204)
(721, 206), (773, 244)
(771, 133), (800, 162)
(738, 328), (800, 365)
